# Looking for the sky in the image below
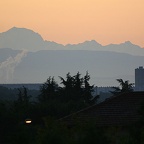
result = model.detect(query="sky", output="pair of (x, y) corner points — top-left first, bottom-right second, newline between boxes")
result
(1, 0), (144, 47)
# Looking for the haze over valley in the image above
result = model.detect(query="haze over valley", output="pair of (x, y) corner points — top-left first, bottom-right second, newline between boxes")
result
(0, 27), (143, 86)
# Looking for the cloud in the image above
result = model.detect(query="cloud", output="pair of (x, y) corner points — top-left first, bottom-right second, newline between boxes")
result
(0, 50), (27, 83)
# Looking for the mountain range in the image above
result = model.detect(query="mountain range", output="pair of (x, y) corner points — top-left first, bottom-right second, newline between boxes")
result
(0, 27), (144, 86)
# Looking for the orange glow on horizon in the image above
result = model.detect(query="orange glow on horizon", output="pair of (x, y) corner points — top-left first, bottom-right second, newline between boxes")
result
(1, 0), (144, 47)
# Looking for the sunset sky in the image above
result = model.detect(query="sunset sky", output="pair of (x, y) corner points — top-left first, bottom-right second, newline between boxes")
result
(1, 0), (144, 47)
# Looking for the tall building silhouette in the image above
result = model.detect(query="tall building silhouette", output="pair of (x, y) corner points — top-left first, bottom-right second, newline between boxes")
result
(135, 66), (144, 91)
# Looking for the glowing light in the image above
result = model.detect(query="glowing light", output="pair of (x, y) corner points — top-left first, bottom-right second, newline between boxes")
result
(25, 119), (32, 124)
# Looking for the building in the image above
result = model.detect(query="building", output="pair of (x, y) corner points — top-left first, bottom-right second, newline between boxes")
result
(59, 92), (144, 126)
(135, 66), (144, 91)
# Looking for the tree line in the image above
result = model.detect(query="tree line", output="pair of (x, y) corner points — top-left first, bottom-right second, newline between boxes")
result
(0, 72), (136, 144)
(38, 71), (97, 104)
(0, 71), (99, 143)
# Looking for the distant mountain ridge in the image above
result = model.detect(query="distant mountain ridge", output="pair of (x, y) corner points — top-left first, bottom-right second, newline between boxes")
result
(0, 27), (144, 56)
(0, 27), (144, 86)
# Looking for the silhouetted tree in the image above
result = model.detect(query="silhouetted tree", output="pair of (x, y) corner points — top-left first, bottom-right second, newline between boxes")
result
(59, 73), (74, 90)
(83, 71), (95, 104)
(111, 79), (134, 96)
(17, 88), (22, 102)
(73, 72), (83, 89)
(59, 72), (75, 100)
(59, 72), (95, 104)
(72, 72), (84, 101)
(38, 76), (59, 102)
(17, 86), (31, 105)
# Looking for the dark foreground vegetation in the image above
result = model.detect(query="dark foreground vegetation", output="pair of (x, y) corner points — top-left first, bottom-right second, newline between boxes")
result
(0, 72), (144, 144)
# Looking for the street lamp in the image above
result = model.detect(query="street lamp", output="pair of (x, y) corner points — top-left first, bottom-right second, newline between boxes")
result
(25, 118), (32, 124)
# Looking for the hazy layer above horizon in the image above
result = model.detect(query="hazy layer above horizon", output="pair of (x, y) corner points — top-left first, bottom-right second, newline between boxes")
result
(0, 27), (143, 86)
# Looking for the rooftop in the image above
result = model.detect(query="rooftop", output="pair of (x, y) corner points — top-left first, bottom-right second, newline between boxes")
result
(60, 92), (144, 126)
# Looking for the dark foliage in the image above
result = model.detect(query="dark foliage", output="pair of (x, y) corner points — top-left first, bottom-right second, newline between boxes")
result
(0, 74), (142, 144)
(110, 79), (134, 96)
